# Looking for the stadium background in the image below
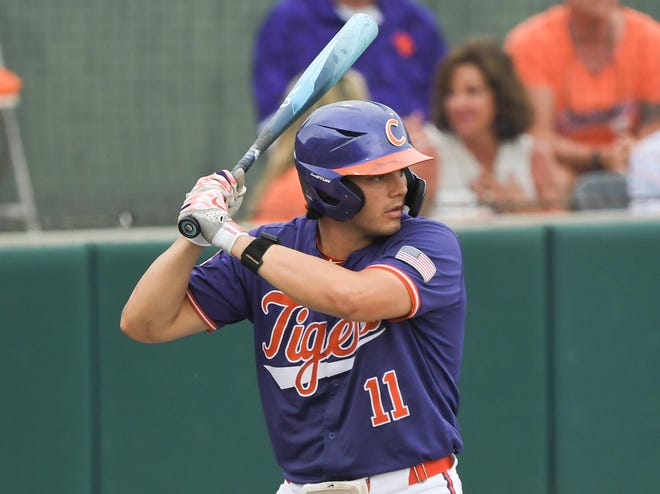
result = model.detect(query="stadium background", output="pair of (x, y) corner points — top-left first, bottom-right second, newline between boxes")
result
(1, 3), (659, 494)
(0, 0), (658, 230)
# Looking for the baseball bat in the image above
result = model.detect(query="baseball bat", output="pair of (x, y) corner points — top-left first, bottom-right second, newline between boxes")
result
(179, 13), (379, 238)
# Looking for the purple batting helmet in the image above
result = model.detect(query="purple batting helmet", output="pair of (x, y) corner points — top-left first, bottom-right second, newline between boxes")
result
(294, 100), (431, 221)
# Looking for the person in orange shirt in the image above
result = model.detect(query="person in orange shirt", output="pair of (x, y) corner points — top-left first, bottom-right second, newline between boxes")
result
(505, 0), (660, 177)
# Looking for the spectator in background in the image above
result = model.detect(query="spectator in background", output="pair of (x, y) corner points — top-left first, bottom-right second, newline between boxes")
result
(627, 122), (660, 213)
(246, 69), (370, 224)
(505, 1), (660, 183)
(0, 66), (22, 106)
(252, 0), (447, 128)
(424, 38), (568, 221)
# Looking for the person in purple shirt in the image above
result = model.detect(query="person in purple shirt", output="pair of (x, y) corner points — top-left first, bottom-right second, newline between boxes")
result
(121, 100), (465, 494)
(253, 0), (448, 127)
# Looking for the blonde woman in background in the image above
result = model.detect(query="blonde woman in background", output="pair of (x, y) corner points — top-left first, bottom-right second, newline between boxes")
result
(425, 39), (569, 220)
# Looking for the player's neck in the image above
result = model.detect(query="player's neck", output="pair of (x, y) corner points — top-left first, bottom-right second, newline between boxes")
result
(316, 219), (373, 261)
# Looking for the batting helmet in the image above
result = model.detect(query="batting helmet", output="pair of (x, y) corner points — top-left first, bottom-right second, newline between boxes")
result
(294, 100), (432, 221)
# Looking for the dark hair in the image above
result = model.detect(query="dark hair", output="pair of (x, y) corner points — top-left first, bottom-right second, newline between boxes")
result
(431, 38), (532, 140)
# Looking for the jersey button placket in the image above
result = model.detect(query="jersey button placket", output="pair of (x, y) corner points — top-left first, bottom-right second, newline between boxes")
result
(326, 384), (337, 440)
(323, 376), (344, 478)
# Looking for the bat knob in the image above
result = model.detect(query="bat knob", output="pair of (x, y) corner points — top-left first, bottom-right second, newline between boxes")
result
(178, 217), (201, 238)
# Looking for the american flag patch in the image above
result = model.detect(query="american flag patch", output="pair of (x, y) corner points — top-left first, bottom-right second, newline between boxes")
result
(395, 245), (436, 282)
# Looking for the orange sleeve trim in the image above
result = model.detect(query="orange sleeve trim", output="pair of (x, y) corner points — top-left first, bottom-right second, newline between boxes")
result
(366, 264), (420, 320)
(185, 289), (217, 332)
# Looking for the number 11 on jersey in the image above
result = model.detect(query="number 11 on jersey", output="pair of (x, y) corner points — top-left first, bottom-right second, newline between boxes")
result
(363, 370), (411, 427)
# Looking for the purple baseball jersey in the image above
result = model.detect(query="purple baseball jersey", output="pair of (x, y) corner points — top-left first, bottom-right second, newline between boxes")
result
(187, 214), (465, 483)
(252, 0), (448, 124)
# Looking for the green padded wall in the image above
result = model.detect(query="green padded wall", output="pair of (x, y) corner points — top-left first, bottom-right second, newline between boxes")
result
(3, 219), (660, 494)
(550, 222), (660, 494)
(0, 245), (93, 494)
(457, 227), (550, 494)
(93, 242), (281, 494)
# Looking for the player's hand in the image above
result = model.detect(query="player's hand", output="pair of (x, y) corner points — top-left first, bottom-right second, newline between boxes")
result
(186, 169), (246, 215)
(227, 168), (247, 215)
(178, 170), (248, 248)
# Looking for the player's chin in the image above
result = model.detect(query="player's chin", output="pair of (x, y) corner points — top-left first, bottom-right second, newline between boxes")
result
(362, 218), (401, 237)
(378, 217), (403, 236)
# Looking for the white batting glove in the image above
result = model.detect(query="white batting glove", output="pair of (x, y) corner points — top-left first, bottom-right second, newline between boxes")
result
(178, 170), (248, 248)
(185, 169), (246, 216)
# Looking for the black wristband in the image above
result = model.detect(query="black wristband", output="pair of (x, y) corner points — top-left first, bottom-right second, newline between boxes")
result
(240, 232), (279, 273)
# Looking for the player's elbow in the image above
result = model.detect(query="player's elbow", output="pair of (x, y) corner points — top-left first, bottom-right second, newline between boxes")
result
(120, 307), (164, 344)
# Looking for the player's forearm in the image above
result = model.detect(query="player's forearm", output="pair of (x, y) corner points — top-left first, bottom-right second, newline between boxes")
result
(231, 236), (410, 321)
(121, 237), (204, 342)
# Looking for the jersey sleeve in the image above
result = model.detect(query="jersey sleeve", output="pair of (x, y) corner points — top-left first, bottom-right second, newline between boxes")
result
(187, 250), (252, 331)
(367, 219), (464, 319)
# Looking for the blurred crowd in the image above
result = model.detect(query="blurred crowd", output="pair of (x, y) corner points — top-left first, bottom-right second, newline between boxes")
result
(0, 66), (21, 106)
(246, 0), (660, 224)
(1, 0), (658, 230)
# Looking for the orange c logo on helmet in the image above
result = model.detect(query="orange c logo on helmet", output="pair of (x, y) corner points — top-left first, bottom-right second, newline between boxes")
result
(385, 118), (406, 147)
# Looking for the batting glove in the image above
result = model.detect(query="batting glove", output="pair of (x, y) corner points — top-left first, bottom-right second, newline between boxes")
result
(185, 169), (246, 216)
(210, 218), (248, 253)
(178, 170), (248, 249)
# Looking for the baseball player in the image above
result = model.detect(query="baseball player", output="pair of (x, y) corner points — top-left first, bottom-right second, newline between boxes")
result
(121, 101), (466, 494)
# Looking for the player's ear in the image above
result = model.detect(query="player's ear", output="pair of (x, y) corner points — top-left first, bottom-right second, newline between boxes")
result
(404, 169), (426, 217)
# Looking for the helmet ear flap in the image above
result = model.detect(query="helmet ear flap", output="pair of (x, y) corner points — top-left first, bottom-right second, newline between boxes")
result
(298, 171), (366, 221)
(338, 177), (365, 217)
(404, 169), (426, 217)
